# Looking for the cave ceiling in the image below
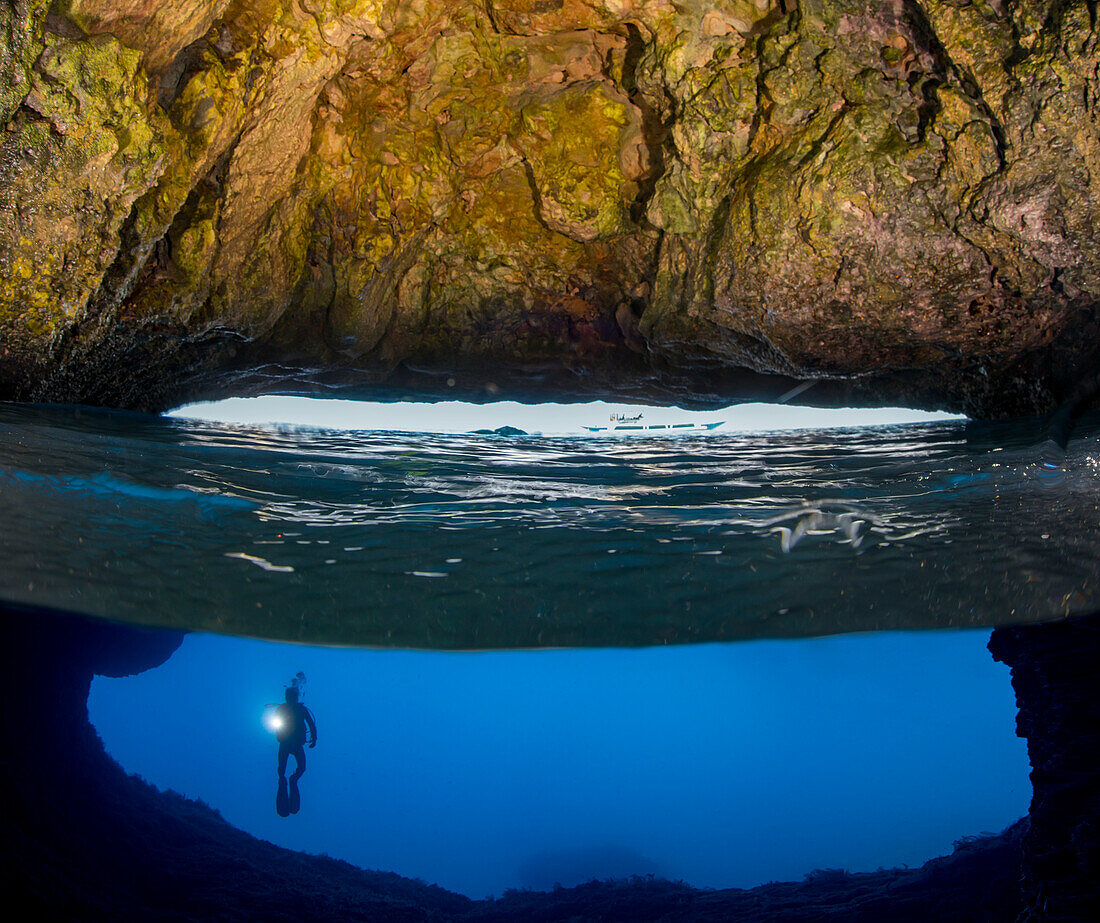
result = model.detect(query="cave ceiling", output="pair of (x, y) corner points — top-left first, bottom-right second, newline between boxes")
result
(1, 0), (1099, 416)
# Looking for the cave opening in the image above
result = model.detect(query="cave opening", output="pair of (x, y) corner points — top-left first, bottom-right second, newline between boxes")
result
(165, 394), (966, 435)
(4, 0), (1100, 914)
(86, 624), (1030, 900)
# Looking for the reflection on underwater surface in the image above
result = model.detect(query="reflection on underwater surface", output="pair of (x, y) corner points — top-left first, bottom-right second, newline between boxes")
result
(0, 402), (1098, 647)
(89, 627), (1029, 899)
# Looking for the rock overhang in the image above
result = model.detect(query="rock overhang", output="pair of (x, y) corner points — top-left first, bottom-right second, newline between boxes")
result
(1, 0), (1098, 418)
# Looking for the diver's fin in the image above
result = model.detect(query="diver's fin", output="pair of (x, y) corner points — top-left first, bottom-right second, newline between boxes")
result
(288, 777), (301, 814)
(276, 777), (290, 817)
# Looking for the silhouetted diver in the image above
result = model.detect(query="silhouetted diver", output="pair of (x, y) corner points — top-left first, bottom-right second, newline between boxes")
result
(274, 684), (317, 817)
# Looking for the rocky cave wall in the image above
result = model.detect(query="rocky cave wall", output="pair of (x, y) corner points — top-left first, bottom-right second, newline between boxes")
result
(6, 602), (1074, 921)
(990, 616), (1100, 920)
(8, 604), (1099, 919)
(2, 1), (1100, 415)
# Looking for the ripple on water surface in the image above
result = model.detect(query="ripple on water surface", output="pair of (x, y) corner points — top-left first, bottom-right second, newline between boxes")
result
(0, 403), (1097, 646)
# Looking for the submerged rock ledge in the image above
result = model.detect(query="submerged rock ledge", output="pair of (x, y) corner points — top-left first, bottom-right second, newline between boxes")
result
(2, 1), (1100, 416)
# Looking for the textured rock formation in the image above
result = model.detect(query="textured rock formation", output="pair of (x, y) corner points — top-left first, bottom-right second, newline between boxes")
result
(990, 614), (1100, 921)
(2, 1), (1099, 415)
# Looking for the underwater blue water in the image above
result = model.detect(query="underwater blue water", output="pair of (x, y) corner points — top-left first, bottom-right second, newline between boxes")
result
(88, 627), (1029, 899)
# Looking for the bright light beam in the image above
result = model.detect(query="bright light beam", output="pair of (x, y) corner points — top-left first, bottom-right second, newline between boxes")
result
(262, 708), (284, 733)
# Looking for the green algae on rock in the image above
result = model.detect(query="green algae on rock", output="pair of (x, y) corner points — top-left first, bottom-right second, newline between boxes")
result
(1, 0), (1099, 416)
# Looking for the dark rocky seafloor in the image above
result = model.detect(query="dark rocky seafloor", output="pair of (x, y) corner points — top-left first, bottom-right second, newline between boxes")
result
(3, 604), (1098, 921)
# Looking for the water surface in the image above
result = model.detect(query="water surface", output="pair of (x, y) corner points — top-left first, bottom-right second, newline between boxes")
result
(1, 402), (1096, 647)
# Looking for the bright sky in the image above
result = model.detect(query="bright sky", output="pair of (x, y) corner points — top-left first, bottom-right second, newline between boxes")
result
(168, 396), (964, 435)
(89, 628), (1028, 900)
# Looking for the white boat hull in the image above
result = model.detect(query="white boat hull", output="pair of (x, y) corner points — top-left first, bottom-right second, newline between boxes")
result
(582, 421), (724, 433)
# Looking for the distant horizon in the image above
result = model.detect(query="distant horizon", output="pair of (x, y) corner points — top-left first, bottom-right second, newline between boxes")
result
(168, 396), (965, 436)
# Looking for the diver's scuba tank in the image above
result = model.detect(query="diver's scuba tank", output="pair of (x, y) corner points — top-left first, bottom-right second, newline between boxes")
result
(290, 672), (318, 747)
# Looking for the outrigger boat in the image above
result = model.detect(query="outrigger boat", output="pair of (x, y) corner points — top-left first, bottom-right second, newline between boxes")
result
(582, 412), (724, 433)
